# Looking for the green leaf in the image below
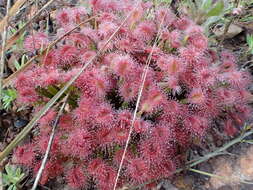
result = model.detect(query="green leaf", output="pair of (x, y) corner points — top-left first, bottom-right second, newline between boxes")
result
(206, 1), (224, 17)
(246, 34), (250, 43)
(246, 34), (253, 54)
(16, 168), (21, 176)
(1, 89), (17, 110)
(201, 0), (212, 10)
(20, 173), (25, 180)
(10, 28), (17, 35)
(246, 35), (253, 47)
(14, 55), (27, 70)
(6, 89), (17, 98)
(8, 184), (15, 190)
(11, 176), (20, 184)
(2, 165), (24, 186)
(47, 85), (59, 95)
(14, 60), (21, 70)
(5, 164), (14, 176)
(2, 174), (11, 186)
(21, 55), (27, 66)
(242, 140), (253, 144)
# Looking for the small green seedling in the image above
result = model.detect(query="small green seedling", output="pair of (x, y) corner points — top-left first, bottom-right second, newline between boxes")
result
(246, 34), (253, 55)
(1, 89), (17, 110)
(181, 0), (225, 24)
(7, 21), (27, 53)
(179, 0), (236, 35)
(14, 54), (28, 70)
(2, 164), (25, 190)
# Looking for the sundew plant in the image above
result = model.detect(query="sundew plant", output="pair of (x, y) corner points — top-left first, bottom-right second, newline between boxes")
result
(13, 0), (252, 189)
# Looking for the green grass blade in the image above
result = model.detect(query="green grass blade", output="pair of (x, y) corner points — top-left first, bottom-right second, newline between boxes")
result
(206, 1), (224, 17)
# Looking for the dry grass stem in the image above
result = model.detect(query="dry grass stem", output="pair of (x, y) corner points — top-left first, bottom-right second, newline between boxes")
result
(113, 4), (167, 190)
(0, 0), (11, 106)
(31, 94), (69, 190)
(0, 0), (27, 33)
(0, 0), (54, 53)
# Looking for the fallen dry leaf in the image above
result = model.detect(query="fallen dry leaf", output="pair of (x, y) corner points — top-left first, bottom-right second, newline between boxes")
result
(207, 146), (253, 189)
(238, 146), (253, 179)
(213, 24), (243, 39)
(209, 157), (237, 189)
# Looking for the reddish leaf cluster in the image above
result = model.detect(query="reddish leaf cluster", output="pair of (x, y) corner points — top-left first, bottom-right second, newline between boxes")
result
(13, 0), (252, 189)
